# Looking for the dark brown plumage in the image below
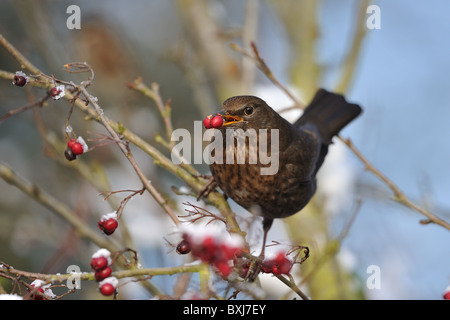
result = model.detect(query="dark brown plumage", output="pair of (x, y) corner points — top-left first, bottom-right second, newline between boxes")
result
(206, 88), (362, 268)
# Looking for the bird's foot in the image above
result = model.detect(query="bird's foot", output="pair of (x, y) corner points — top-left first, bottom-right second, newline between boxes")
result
(243, 253), (264, 282)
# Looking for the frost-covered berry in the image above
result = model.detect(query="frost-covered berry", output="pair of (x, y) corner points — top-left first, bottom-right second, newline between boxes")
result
(99, 277), (118, 296)
(261, 251), (293, 275)
(99, 283), (115, 296)
(178, 224), (244, 278)
(70, 142), (84, 155)
(12, 71), (28, 87)
(91, 256), (109, 271)
(65, 137), (88, 161)
(29, 279), (55, 300)
(50, 85), (65, 100)
(91, 249), (112, 269)
(98, 212), (119, 235)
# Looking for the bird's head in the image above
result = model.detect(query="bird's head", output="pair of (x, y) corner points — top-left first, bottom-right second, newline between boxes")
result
(205, 96), (279, 130)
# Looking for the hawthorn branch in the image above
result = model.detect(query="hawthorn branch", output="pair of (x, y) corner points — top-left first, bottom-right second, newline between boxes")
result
(341, 137), (450, 230)
(76, 81), (181, 226)
(0, 261), (209, 288)
(230, 42), (305, 110)
(127, 77), (174, 146)
(0, 93), (51, 123)
(0, 34), (41, 75)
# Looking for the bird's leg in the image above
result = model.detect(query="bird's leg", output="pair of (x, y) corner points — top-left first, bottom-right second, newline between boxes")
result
(196, 176), (218, 200)
(245, 218), (273, 281)
(259, 218), (273, 261)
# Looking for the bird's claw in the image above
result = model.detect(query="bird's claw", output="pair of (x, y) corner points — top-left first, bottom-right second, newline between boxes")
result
(244, 258), (262, 282)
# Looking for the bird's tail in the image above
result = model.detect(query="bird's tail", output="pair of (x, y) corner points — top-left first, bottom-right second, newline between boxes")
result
(294, 88), (362, 145)
(295, 89), (362, 174)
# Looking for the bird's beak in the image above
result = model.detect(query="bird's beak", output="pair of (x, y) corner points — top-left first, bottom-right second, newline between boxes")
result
(216, 111), (243, 126)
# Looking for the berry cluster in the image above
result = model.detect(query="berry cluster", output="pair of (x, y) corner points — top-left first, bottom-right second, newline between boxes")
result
(90, 249), (118, 296)
(203, 115), (224, 129)
(239, 249), (300, 279)
(180, 225), (244, 277)
(65, 137), (88, 161)
(97, 212), (119, 235)
(261, 251), (294, 275)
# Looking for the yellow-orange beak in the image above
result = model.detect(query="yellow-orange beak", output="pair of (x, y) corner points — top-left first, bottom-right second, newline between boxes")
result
(217, 112), (243, 126)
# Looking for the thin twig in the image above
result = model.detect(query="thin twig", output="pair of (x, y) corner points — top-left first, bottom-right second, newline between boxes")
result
(230, 42), (306, 110)
(341, 137), (450, 230)
(274, 274), (309, 300)
(0, 93), (50, 123)
(0, 161), (116, 251)
(76, 81), (181, 226)
(0, 34), (41, 75)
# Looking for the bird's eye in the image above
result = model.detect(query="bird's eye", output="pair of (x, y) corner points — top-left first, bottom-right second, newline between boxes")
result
(244, 106), (254, 116)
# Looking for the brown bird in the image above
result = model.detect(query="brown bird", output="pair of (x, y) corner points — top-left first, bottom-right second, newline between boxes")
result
(204, 88), (362, 276)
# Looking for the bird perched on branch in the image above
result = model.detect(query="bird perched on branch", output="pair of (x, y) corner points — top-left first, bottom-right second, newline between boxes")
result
(202, 88), (362, 278)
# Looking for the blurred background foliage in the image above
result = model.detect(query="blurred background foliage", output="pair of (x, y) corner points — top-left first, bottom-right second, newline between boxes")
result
(0, 0), (449, 299)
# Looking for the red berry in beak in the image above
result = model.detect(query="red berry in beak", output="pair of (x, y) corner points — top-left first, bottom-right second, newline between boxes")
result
(203, 116), (212, 129)
(210, 115), (224, 128)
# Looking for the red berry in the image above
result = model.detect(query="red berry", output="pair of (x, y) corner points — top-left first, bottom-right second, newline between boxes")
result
(70, 142), (84, 155)
(215, 243), (236, 262)
(203, 116), (212, 129)
(13, 75), (27, 87)
(444, 290), (450, 300)
(91, 256), (108, 271)
(210, 115), (224, 128)
(28, 284), (46, 300)
(202, 236), (215, 252)
(214, 260), (232, 277)
(262, 252), (293, 275)
(100, 283), (115, 296)
(50, 87), (61, 97)
(98, 218), (119, 235)
(95, 266), (112, 281)
(261, 260), (274, 273)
